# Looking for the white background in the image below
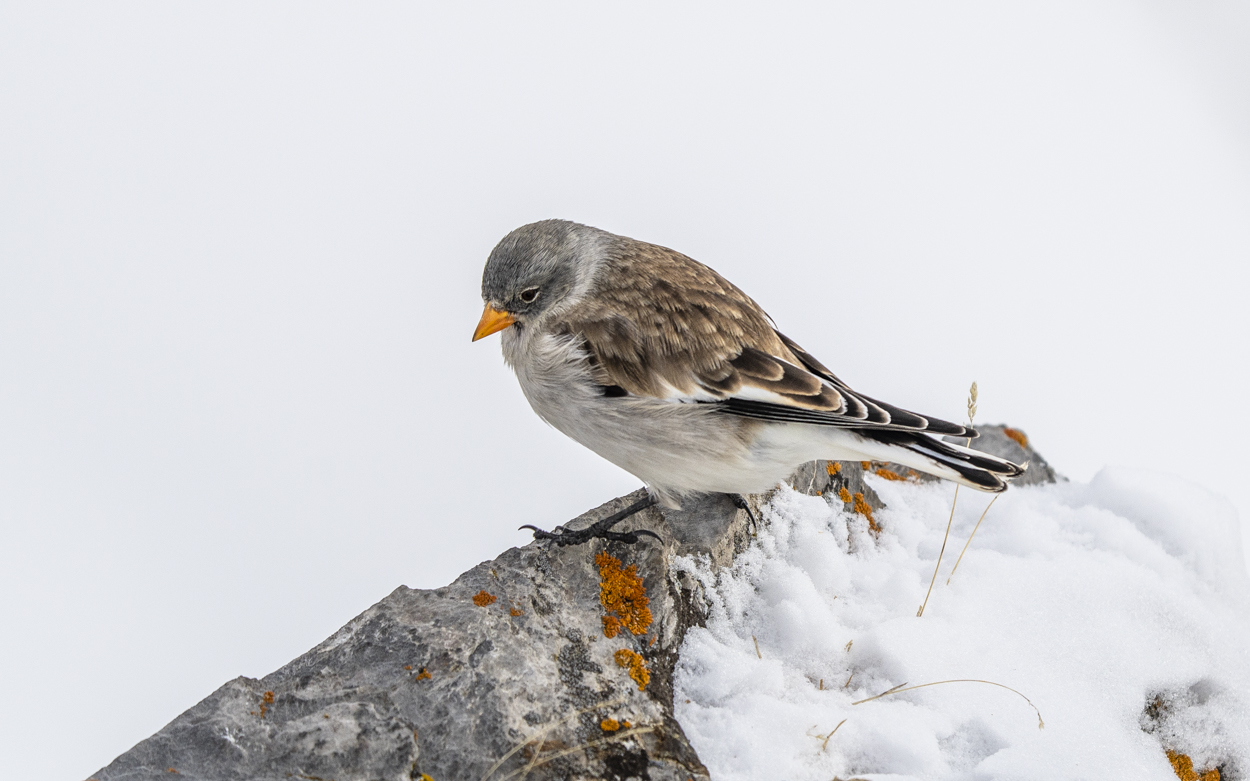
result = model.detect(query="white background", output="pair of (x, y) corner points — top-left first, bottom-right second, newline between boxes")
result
(1, 3), (1247, 777)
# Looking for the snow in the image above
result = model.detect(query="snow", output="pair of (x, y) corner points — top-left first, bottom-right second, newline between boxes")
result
(673, 468), (1250, 780)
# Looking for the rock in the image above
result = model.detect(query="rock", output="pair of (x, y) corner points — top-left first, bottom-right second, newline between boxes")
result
(1141, 683), (1237, 780)
(949, 423), (1061, 487)
(94, 445), (1033, 780)
(90, 484), (768, 781)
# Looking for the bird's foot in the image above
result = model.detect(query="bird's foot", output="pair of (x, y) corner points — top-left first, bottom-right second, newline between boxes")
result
(521, 524), (661, 546)
(521, 494), (661, 546)
(730, 493), (759, 535)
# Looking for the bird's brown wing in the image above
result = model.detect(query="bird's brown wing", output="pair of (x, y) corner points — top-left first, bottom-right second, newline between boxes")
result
(557, 240), (972, 435)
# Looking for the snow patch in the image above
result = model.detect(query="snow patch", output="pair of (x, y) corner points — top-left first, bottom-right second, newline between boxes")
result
(674, 469), (1250, 780)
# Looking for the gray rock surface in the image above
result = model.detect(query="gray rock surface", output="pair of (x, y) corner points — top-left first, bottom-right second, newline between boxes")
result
(89, 431), (1044, 781)
(949, 423), (1060, 487)
(89, 489), (769, 781)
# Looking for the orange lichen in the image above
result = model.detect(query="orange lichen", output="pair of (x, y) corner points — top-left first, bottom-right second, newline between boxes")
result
(472, 590), (496, 607)
(860, 461), (872, 469)
(601, 615), (622, 638)
(166, 770), (179, 775)
(874, 467), (905, 481)
(595, 552), (652, 637)
(600, 718), (621, 731)
(826, 462), (841, 475)
(510, 607), (524, 617)
(1002, 426), (1029, 449)
(838, 486), (880, 532)
(853, 492), (880, 534)
(1167, 750), (1220, 781)
(258, 690), (275, 718)
(403, 665), (413, 670)
(614, 648), (650, 690)
(415, 667), (431, 681)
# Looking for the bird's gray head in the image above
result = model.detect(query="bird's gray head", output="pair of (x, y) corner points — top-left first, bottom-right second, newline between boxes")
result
(473, 219), (607, 341)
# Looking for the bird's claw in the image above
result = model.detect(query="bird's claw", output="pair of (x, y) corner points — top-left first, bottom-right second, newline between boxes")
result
(730, 493), (760, 535)
(518, 523), (661, 547)
(519, 493), (662, 546)
(603, 528), (663, 544)
(518, 523), (562, 541)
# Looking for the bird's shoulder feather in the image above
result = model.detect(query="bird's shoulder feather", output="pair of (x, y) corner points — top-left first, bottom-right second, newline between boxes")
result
(554, 240), (971, 436)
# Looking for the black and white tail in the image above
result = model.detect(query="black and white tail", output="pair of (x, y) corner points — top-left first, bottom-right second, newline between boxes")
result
(856, 429), (1026, 492)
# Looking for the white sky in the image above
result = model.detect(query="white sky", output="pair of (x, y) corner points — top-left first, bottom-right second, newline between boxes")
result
(1, 3), (1247, 777)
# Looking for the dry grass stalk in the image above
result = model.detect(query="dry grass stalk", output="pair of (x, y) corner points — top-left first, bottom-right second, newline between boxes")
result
(752, 635), (762, 659)
(851, 677), (1045, 730)
(918, 484), (959, 617)
(818, 719), (847, 751)
(918, 381), (977, 617)
(515, 732), (547, 781)
(480, 696), (630, 781)
(946, 493), (1000, 585)
(504, 727), (656, 781)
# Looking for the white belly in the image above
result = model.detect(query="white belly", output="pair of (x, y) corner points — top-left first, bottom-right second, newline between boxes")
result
(503, 331), (864, 506)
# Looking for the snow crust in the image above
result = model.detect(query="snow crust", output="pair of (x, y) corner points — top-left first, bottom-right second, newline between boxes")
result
(673, 467), (1250, 780)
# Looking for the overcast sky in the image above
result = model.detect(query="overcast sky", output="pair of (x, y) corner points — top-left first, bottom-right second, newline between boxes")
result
(2, 2), (1248, 777)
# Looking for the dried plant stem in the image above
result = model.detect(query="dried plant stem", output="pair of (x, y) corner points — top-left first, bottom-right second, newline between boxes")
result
(918, 381), (977, 618)
(852, 678), (1045, 730)
(918, 484), (959, 617)
(503, 727), (656, 780)
(481, 696), (630, 781)
(516, 732), (547, 781)
(946, 493), (1000, 585)
(819, 719), (847, 751)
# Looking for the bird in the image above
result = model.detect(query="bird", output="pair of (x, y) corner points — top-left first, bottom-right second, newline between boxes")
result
(473, 219), (1025, 545)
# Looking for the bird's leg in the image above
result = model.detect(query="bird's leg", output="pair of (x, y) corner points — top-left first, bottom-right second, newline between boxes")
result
(521, 494), (661, 546)
(730, 493), (759, 535)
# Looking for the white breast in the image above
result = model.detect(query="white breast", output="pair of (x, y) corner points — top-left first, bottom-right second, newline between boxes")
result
(500, 327), (849, 507)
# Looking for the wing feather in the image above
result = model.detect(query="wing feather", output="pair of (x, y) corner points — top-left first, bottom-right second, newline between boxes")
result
(558, 240), (974, 437)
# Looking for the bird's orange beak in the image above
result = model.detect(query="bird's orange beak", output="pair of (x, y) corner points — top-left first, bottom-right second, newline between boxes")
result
(472, 304), (516, 341)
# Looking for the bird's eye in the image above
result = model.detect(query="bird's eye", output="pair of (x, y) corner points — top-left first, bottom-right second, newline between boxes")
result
(519, 287), (540, 303)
